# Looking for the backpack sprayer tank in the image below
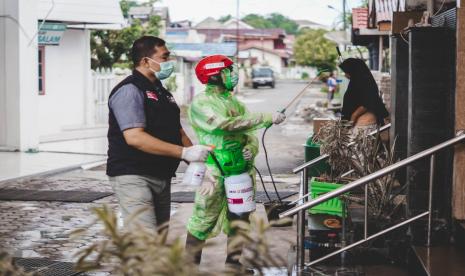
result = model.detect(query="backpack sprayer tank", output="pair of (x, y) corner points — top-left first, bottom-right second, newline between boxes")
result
(183, 141), (255, 215)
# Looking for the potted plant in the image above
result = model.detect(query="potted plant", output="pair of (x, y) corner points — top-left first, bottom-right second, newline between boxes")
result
(311, 120), (408, 264)
(309, 120), (353, 217)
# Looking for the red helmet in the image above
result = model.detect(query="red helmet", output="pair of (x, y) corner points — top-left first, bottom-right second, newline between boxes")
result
(195, 55), (234, 84)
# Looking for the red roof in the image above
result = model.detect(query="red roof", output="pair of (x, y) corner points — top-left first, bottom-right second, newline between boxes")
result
(195, 28), (286, 42)
(352, 8), (369, 29)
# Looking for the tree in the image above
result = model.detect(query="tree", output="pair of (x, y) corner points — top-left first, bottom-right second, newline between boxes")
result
(293, 29), (338, 71)
(218, 15), (232, 23)
(120, 0), (138, 18)
(241, 13), (299, 34)
(91, 0), (161, 69)
(267, 13), (299, 35)
(242, 14), (274, 29)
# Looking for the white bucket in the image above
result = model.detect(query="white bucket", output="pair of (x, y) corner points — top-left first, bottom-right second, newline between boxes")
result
(224, 172), (256, 215)
(182, 162), (206, 186)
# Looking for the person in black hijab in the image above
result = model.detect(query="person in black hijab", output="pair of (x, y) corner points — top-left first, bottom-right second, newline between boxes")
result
(339, 58), (389, 127)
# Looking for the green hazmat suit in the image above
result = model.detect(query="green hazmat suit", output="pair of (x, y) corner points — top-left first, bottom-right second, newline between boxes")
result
(186, 84), (273, 241)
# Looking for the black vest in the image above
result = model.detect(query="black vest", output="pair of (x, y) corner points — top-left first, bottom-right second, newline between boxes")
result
(106, 70), (182, 178)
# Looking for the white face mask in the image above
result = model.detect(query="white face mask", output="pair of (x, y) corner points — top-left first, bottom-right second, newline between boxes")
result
(146, 57), (175, 80)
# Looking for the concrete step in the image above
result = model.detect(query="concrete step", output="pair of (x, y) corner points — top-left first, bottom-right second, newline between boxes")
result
(299, 264), (409, 276)
(410, 245), (465, 276)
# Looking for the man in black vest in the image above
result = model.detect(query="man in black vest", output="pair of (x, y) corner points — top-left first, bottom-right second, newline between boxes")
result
(107, 36), (211, 232)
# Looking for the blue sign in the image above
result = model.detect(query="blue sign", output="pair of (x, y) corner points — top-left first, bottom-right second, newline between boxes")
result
(38, 23), (66, 46)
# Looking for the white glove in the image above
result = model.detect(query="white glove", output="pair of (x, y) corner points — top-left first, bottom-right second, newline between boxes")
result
(198, 168), (216, 196)
(272, 112), (286, 125)
(181, 145), (211, 162)
(198, 180), (216, 196)
(242, 148), (253, 161)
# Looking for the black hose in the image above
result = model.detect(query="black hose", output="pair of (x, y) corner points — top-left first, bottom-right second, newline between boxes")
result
(261, 125), (283, 203)
(209, 152), (225, 176)
(254, 165), (272, 202)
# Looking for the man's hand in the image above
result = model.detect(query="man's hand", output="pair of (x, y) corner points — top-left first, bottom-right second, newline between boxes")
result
(272, 112), (286, 125)
(182, 145), (212, 162)
(242, 148), (253, 161)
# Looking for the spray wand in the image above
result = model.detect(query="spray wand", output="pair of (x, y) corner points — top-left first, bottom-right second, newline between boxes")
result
(279, 69), (329, 114)
(258, 69), (328, 205)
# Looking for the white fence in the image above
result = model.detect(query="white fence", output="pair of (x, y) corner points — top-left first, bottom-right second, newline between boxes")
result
(92, 69), (130, 125)
(281, 66), (318, 80)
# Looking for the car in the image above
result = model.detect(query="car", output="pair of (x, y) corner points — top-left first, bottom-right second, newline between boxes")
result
(251, 67), (275, 89)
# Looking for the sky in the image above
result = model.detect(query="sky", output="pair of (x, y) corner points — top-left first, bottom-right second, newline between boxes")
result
(155, 0), (363, 27)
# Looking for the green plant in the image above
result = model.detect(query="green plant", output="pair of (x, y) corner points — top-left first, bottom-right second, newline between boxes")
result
(74, 205), (206, 276)
(314, 121), (404, 222)
(227, 215), (289, 276)
(242, 13), (299, 35)
(294, 29), (338, 71)
(301, 72), (309, 80)
(91, 1), (162, 69)
(348, 131), (404, 225)
(165, 75), (178, 93)
(74, 206), (289, 276)
(320, 86), (329, 93)
(313, 119), (353, 183)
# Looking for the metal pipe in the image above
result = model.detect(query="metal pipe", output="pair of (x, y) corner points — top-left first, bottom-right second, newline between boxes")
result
(306, 211), (429, 266)
(280, 133), (465, 218)
(341, 199), (347, 265)
(341, 169), (355, 178)
(364, 185), (368, 239)
(293, 123), (391, 173)
(427, 154), (435, 247)
(301, 168), (309, 267)
(296, 169), (306, 271)
(293, 154), (329, 174)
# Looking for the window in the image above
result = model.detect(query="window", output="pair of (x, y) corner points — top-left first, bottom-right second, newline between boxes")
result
(38, 46), (45, 95)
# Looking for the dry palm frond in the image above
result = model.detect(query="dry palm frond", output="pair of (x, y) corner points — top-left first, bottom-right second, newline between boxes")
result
(226, 215), (288, 276)
(313, 119), (353, 182)
(74, 206), (288, 276)
(73, 205), (209, 276)
(314, 119), (406, 226)
(0, 252), (34, 276)
(349, 131), (406, 225)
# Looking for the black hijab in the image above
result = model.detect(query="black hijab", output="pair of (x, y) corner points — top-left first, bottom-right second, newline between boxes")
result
(339, 58), (389, 125)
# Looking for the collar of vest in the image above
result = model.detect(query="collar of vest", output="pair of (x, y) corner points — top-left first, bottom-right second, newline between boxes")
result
(131, 69), (164, 93)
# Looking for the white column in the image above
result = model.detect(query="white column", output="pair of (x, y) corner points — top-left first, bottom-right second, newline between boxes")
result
(0, 0), (39, 150)
(83, 28), (95, 126)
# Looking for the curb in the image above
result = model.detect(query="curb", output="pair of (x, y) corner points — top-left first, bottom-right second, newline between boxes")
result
(0, 158), (107, 187)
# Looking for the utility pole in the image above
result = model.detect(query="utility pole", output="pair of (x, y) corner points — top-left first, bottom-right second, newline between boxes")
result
(236, 0), (240, 93)
(236, 0), (239, 62)
(343, 0), (347, 30)
(343, 0), (347, 51)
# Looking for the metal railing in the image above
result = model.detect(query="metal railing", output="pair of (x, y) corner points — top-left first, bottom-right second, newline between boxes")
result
(282, 129), (465, 270)
(288, 123), (391, 269)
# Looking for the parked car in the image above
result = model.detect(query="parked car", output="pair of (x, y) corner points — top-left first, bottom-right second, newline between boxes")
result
(251, 67), (275, 89)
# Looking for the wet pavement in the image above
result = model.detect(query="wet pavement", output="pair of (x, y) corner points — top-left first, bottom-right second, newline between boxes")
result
(0, 167), (300, 275)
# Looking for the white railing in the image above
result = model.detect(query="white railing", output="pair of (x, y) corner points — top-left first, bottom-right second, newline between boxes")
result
(92, 69), (120, 125)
